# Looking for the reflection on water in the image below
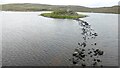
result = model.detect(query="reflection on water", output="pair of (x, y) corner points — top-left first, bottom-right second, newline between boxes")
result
(70, 19), (104, 67)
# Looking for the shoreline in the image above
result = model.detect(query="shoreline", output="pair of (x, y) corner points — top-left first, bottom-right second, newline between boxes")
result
(40, 13), (88, 19)
(1, 10), (120, 14)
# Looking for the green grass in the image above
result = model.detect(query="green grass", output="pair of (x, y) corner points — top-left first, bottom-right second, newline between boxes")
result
(40, 10), (87, 19)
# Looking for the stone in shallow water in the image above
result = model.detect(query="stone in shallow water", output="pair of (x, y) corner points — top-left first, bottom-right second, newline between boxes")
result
(94, 43), (97, 45)
(97, 59), (101, 62)
(82, 49), (85, 51)
(81, 64), (86, 67)
(98, 50), (104, 55)
(78, 43), (80, 45)
(73, 51), (79, 56)
(92, 33), (98, 36)
(93, 62), (97, 66)
(81, 42), (86, 47)
(72, 58), (79, 64)
(88, 51), (92, 54)
(80, 54), (86, 58)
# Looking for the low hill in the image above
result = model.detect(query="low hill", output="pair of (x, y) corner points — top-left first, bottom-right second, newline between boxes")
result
(1, 3), (120, 14)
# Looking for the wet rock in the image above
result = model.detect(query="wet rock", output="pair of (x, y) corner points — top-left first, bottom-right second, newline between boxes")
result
(82, 49), (85, 51)
(88, 51), (92, 54)
(94, 43), (97, 45)
(93, 49), (104, 56)
(83, 59), (85, 61)
(93, 59), (96, 61)
(97, 59), (101, 62)
(75, 48), (79, 52)
(81, 54), (86, 58)
(92, 33), (98, 36)
(101, 65), (103, 67)
(78, 43), (80, 45)
(90, 55), (93, 57)
(79, 51), (84, 55)
(73, 61), (78, 64)
(81, 42), (86, 47)
(84, 21), (89, 25)
(73, 51), (79, 56)
(93, 62), (97, 66)
(72, 58), (79, 64)
(98, 50), (104, 55)
(81, 64), (86, 67)
(79, 57), (83, 60)
(94, 53), (97, 56)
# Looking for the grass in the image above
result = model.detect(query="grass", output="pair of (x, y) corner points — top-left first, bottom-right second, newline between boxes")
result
(40, 10), (87, 19)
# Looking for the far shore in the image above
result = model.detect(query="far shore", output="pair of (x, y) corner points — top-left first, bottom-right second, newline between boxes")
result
(1, 10), (119, 15)
(1, 3), (120, 14)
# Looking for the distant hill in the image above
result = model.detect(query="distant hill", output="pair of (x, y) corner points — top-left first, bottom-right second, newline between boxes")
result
(0, 3), (120, 14)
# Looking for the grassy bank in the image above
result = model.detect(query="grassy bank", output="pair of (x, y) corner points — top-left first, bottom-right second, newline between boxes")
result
(40, 10), (87, 19)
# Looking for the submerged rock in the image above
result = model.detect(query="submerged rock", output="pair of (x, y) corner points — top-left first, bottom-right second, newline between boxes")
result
(78, 43), (80, 45)
(73, 51), (79, 56)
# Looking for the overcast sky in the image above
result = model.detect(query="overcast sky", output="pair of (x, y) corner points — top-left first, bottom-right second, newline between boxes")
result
(0, 0), (120, 7)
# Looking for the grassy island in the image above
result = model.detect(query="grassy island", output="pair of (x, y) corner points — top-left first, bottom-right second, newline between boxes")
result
(40, 10), (87, 19)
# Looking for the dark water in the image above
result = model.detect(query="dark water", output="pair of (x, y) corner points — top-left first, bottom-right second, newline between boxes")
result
(2, 12), (118, 66)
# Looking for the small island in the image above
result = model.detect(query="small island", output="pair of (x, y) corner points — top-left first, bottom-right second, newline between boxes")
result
(40, 10), (88, 19)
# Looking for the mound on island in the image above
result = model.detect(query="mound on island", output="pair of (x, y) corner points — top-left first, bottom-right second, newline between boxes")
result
(40, 10), (87, 19)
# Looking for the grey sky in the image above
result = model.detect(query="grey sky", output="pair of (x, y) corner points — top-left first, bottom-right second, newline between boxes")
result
(0, 0), (119, 7)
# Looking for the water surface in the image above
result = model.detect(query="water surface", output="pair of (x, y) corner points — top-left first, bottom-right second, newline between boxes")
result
(2, 12), (118, 66)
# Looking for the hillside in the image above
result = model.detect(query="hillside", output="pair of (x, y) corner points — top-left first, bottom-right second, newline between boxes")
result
(1, 3), (120, 14)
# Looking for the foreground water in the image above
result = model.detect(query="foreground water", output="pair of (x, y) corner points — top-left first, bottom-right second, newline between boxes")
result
(2, 11), (118, 66)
